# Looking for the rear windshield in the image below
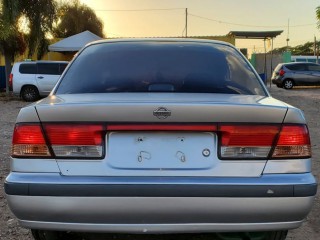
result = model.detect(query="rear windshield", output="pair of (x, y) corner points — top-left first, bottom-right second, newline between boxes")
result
(56, 42), (266, 96)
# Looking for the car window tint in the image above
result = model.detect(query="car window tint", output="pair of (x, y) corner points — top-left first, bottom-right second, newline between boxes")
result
(56, 42), (266, 96)
(307, 64), (320, 71)
(37, 63), (60, 75)
(19, 63), (36, 74)
(285, 64), (306, 71)
(59, 63), (68, 74)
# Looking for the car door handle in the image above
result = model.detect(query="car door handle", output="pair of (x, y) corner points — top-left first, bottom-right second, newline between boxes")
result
(37, 76), (44, 79)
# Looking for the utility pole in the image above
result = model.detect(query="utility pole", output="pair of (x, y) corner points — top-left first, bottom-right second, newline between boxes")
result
(286, 19), (290, 50)
(185, 8), (188, 38)
(314, 36), (316, 56)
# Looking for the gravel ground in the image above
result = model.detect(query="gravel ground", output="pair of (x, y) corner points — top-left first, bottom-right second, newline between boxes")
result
(0, 86), (319, 240)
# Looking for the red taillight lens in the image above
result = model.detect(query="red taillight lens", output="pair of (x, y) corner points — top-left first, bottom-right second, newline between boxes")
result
(221, 125), (279, 146)
(272, 125), (311, 158)
(43, 124), (104, 158)
(279, 69), (285, 76)
(220, 125), (280, 159)
(9, 73), (13, 87)
(44, 124), (103, 145)
(12, 124), (51, 157)
(107, 124), (217, 131)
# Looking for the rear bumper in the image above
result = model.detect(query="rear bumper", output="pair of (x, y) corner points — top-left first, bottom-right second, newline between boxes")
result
(271, 78), (282, 85)
(5, 172), (317, 233)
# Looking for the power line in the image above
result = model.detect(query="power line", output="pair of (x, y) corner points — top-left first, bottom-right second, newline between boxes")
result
(94, 8), (185, 12)
(188, 13), (316, 28)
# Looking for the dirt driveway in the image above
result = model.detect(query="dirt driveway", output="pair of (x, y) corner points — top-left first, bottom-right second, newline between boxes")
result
(0, 87), (319, 240)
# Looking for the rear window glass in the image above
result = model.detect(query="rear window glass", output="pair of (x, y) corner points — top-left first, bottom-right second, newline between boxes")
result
(37, 63), (60, 75)
(307, 64), (320, 71)
(19, 63), (36, 74)
(56, 42), (266, 96)
(285, 64), (307, 71)
(59, 63), (68, 74)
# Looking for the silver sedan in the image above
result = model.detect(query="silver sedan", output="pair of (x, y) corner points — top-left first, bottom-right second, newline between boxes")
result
(5, 39), (317, 240)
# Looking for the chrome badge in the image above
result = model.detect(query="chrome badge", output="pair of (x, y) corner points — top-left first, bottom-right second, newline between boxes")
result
(153, 107), (171, 119)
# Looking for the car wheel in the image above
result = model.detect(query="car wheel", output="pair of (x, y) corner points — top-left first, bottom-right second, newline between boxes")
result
(265, 230), (288, 240)
(31, 230), (74, 240)
(283, 80), (293, 89)
(21, 85), (40, 102)
(31, 230), (60, 240)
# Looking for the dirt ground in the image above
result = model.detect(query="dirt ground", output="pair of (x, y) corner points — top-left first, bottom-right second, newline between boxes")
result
(0, 86), (319, 240)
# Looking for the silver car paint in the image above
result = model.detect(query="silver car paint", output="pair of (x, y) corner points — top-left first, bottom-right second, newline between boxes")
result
(30, 93), (287, 177)
(16, 220), (304, 234)
(6, 39), (316, 233)
(35, 94), (288, 123)
(272, 63), (320, 87)
(6, 195), (314, 233)
(10, 158), (312, 175)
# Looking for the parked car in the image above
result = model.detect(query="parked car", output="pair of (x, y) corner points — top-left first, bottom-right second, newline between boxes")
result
(271, 62), (320, 89)
(5, 39), (317, 240)
(10, 61), (68, 101)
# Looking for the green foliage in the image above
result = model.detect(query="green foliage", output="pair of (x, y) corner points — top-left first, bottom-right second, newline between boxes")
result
(0, 0), (25, 58)
(53, 0), (104, 38)
(0, 0), (57, 59)
(0, 0), (57, 93)
(316, 6), (320, 29)
(21, 0), (57, 58)
(271, 41), (320, 56)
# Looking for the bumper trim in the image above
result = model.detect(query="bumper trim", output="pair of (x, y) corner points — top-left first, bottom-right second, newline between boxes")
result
(5, 182), (317, 198)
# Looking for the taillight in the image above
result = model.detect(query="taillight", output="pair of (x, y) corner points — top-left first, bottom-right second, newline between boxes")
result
(219, 124), (311, 159)
(12, 124), (51, 157)
(220, 125), (280, 159)
(9, 73), (13, 87)
(12, 123), (104, 158)
(272, 125), (311, 158)
(279, 69), (285, 76)
(12, 123), (311, 160)
(43, 124), (104, 158)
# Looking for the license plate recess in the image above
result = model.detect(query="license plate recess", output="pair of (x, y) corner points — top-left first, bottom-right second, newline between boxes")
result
(107, 132), (216, 170)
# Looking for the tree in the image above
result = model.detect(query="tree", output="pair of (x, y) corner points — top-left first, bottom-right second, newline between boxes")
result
(316, 6), (320, 29)
(270, 46), (292, 55)
(21, 0), (57, 59)
(53, 0), (104, 38)
(0, 0), (57, 94)
(270, 42), (320, 55)
(0, 0), (26, 94)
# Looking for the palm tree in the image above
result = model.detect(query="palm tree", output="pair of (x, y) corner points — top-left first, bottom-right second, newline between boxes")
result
(0, 0), (57, 94)
(317, 6), (320, 29)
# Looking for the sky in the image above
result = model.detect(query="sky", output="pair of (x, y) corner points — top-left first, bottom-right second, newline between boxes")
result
(80, 0), (320, 53)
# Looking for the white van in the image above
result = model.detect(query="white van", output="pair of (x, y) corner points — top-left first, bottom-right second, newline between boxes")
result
(10, 61), (68, 102)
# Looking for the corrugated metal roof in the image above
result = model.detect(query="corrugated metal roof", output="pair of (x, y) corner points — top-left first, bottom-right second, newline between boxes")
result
(49, 31), (102, 52)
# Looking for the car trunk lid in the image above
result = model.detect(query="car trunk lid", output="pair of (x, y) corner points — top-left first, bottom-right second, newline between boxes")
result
(34, 93), (288, 177)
